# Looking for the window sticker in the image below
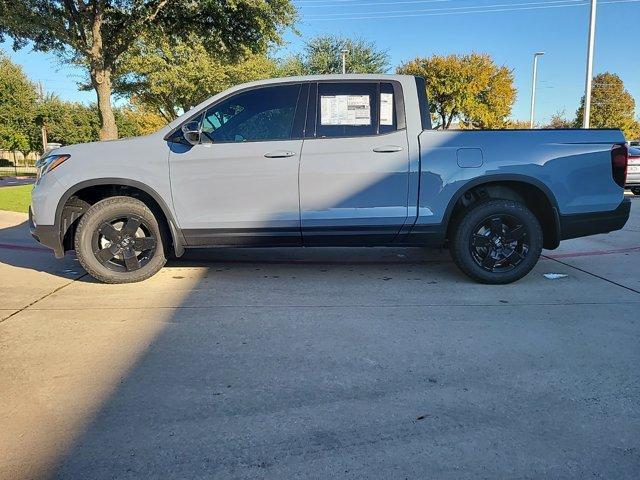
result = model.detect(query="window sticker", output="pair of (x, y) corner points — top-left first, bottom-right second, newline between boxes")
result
(380, 93), (394, 126)
(320, 95), (371, 125)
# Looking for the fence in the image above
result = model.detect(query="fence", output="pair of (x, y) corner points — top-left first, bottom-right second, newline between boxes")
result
(0, 150), (39, 177)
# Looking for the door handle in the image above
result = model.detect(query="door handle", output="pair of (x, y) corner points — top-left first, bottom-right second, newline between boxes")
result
(264, 150), (297, 158)
(373, 145), (404, 153)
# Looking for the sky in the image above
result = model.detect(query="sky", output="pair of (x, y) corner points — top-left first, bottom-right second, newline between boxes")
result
(2, 0), (639, 125)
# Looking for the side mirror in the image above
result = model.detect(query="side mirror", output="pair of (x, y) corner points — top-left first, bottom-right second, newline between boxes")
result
(181, 121), (201, 146)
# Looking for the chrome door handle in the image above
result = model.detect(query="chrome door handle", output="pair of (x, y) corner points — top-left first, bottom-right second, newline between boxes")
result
(264, 150), (297, 158)
(373, 145), (404, 153)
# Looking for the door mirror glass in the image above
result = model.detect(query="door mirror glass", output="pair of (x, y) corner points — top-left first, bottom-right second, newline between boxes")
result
(181, 121), (201, 145)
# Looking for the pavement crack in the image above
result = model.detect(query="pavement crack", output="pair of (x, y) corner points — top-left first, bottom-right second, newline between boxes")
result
(0, 272), (88, 323)
(543, 255), (640, 295)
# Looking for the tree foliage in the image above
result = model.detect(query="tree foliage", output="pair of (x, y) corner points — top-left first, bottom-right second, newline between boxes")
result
(544, 110), (573, 129)
(0, 51), (36, 153)
(115, 35), (278, 121)
(0, 0), (296, 139)
(280, 35), (389, 75)
(574, 72), (640, 140)
(397, 53), (516, 129)
(34, 97), (164, 145)
(503, 120), (532, 130)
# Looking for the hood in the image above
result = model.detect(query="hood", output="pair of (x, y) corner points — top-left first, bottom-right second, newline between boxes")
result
(47, 131), (164, 158)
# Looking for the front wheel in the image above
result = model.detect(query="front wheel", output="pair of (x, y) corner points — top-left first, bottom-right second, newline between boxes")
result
(450, 200), (543, 284)
(74, 196), (166, 283)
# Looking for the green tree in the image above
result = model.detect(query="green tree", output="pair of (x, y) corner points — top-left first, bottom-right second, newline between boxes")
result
(397, 53), (516, 129)
(0, 1), (296, 140)
(0, 52), (37, 153)
(575, 72), (640, 140)
(0, 125), (30, 155)
(35, 95), (99, 145)
(115, 35), (278, 121)
(34, 95), (162, 145)
(280, 35), (389, 75)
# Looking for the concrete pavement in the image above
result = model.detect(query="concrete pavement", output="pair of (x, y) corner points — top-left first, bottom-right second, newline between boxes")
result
(1, 197), (639, 479)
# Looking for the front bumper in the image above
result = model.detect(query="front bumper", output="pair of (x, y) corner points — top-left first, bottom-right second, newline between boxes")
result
(29, 206), (64, 258)
(559, 198), (631, 241)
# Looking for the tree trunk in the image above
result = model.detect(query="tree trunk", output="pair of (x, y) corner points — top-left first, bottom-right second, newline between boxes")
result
(92, 68), (118, 140)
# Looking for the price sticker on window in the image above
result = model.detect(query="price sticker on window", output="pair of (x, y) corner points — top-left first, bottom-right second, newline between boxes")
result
(320, 95), (371, 126)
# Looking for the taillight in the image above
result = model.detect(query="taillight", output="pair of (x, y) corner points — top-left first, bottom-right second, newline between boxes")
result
(611, 144), (628, 188)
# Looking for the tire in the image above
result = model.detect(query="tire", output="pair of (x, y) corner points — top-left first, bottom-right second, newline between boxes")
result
(74, 196), (166, 283)
(631, 188), (640, 196)
(450, 199), (543, 284)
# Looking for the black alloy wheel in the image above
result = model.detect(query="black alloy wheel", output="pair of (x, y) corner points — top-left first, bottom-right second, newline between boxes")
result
(92, 215), (157, 272)
(469, 214), (529, 273)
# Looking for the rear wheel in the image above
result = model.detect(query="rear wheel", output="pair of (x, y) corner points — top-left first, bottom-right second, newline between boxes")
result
(631, 187), (640, 196)
(74, 196), (166, 283)
(450, 199), (543, 284)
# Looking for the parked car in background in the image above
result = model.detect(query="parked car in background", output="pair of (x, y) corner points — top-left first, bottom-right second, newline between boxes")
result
(626, 145), (640, 195)
(29, 74), (631, 284)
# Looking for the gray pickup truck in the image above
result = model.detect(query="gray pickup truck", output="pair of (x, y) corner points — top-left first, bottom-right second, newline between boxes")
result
(30, 74), (631, 284)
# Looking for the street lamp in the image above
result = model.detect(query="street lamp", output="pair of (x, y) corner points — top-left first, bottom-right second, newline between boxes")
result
(529, 52), (545, 128)
(583, 0), (598, 128)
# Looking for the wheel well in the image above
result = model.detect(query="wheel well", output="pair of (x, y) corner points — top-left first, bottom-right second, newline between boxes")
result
(447, 181), (559, 249)
(60, 184), (174, 253)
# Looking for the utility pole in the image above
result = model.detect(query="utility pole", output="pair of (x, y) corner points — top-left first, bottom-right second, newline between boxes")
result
(38, 80), (48, 152)
(529, 52), (544, 128)
(341, 48), (348, 74)
(583, 0), (598, 128)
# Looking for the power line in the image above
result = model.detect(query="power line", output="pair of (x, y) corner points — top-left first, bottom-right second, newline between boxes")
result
(304, 0), (640, 20)
(298, 0), (464, 7)
(306, 0), (584, 17)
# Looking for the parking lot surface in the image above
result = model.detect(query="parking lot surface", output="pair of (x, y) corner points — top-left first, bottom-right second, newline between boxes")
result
(1, 196), (639, 479)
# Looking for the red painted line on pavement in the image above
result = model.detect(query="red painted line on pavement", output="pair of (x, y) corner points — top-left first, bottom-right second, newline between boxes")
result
(0, 242), (50, 253)
(546, 245), (640, 259)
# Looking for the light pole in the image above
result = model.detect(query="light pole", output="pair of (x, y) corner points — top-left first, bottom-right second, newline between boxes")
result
(583, 0), (598, 128)
(341, 48), (348, 74)
(529, 52), (545, 128)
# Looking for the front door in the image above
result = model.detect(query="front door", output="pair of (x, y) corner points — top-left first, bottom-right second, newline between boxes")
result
(299, 81), (410, 245)
(169, 83), (306, 246)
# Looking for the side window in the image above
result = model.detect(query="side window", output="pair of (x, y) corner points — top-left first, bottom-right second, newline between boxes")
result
(201, 84), (301, 143)
(316, 83), (378, 138)
(379, 83), (398, 134)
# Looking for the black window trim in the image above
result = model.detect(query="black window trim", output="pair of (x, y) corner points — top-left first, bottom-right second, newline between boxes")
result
(305, 79), (407, 140)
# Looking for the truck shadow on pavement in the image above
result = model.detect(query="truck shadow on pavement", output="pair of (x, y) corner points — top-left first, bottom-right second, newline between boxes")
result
(0, 218), (458, 284)
(0, 219), (87, 281)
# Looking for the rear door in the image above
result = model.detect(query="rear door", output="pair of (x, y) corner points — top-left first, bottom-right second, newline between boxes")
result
(299, 81), (410, 244)
(168, 83), (307, 246)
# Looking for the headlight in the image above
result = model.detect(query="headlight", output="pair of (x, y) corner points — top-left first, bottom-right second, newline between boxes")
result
(36, 154), (70, 178)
